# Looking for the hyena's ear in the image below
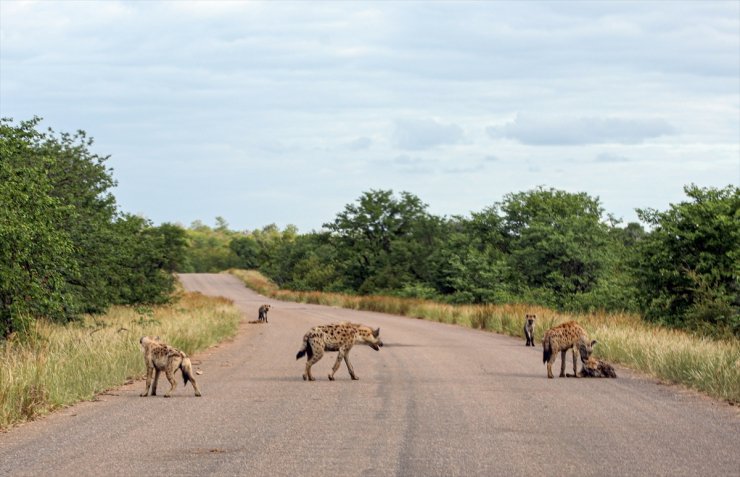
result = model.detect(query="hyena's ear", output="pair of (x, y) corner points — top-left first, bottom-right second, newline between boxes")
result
(373, 328), (380, 338)
(591, 339), (598, 347)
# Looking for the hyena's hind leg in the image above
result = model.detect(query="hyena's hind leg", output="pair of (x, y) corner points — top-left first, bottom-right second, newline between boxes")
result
(163, 358), (181, 397)
(303, 347), (324, 381)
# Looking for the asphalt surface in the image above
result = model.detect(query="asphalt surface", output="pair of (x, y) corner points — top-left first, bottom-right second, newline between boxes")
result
(0, 273), (738, 477)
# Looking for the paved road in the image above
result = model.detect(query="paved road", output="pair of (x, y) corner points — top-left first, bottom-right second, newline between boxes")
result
(1, 273), (738, 476)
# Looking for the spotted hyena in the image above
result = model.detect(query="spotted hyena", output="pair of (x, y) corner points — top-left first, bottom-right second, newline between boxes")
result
(542, 321), (597, 379)
(567, 355), (617, 378)
(258, 304), (271, 323)
(295, 322), (383, 381)
(139, 336), (202, 397)
(524, 314), (536, 346)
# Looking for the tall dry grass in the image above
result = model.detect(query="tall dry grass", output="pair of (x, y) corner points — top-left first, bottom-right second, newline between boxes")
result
(0, 291), (241, 430)
(230, 269), (740, 403)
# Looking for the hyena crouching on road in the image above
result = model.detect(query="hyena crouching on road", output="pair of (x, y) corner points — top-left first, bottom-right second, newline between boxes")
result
(296, 322), (383, 381)
(542, 321), (597, 379)
(139, 336), (202, 397)
(524, 314), (536, 346)
(567, 356), (617, 378)
(258, 304), (270, 323)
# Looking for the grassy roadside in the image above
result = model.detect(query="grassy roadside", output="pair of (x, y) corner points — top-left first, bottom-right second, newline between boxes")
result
(230, 269), (740, 404)
(0, 291), (241, 430)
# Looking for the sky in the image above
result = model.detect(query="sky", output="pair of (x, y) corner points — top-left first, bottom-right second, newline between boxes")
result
(1, 1), (738, 232)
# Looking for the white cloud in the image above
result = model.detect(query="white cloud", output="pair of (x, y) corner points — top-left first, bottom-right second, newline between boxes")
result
(392, 118), (464, 150)
(486, 115), (676, 145)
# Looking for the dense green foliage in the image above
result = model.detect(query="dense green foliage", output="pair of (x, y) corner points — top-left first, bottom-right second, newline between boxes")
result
(189, 187), (738, 337)
(0, 118), (186, 337)
(633, 185), (739, 336)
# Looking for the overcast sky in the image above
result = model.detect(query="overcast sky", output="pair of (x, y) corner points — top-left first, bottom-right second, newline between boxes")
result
(2, 1), (738, 232)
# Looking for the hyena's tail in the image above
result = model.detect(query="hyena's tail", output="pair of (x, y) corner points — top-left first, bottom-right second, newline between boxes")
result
(295, 334), (313, 360)
(542, 335), (552, 364)
(180, 355), (195, 386)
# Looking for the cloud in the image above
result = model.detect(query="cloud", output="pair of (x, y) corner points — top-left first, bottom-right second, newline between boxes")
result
(486, 115), (676, 145)
(392, 118), (464, 150)
(386, 155), (437, 174)
(346, 136), (373, 150)
(595, 152), (630, 163)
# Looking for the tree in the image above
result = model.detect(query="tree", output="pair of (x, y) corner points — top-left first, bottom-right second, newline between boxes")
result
(634, 184), (739, 335)
(500, 187), (610, 306)
(323, 190), (440, 294)
(1, 117), (182, 336)
(0, 120), (78, 335)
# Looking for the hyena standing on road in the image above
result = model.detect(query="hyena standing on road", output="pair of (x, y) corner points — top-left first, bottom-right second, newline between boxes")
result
(296, 322), (383, 381)
(542, 321), (597, 379)
(524, 314), (536, 346)
(139, 336), (202, 397)
(258, 304), (271, 323)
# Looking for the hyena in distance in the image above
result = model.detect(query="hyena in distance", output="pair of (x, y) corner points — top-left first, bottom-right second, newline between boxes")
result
(524, 314), (536, 346)
(258, 304), (271, 323)
(139, 336), (202, 397)
(542, 321), (597, 379)
(296, 322), (383, 381)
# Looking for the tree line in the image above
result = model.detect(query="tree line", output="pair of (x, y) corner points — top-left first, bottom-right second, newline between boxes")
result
(1, 118), (188, 337)
(3, 118), (737, 338)
(185, 188), (738, 338)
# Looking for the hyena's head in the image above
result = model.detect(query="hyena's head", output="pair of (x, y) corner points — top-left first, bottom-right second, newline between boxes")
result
(577, 337), (598, 362)
(139, 336), (161, 351)
(264, 304), (271, 311)
(356, 326), (383, 351)
(525, 314), (536, 326)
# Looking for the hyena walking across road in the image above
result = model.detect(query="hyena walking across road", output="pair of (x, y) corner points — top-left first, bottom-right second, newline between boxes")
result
(296, 322), (383, 381)
(139, 336), (202, 397)
(542, 321), (597, 379)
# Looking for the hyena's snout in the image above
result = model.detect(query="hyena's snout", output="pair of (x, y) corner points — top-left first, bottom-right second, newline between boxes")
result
(371, 340), (383, 351)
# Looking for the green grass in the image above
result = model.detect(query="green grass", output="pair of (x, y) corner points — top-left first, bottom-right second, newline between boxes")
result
(0, 291), (241, 430)
(230, 269), (740, 403)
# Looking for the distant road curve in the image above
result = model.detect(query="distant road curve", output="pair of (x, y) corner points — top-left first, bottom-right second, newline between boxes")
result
(0, 273), (737, 476)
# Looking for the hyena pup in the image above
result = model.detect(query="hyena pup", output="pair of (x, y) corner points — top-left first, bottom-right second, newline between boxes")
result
(295, 322), (383, 381)
(139, 336), (202, 397)
(524, 314), (536, 346)
(542, 321), (597, 379)
(567, 355), (617, 378)
(258, 304), (271, 323)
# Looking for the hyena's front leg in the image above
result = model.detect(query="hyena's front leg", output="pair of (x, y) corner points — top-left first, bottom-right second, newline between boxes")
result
(151, 368), (161, 396)
(343, 353), (358, 380)
(141, 366), (154, 396)
(328, 351), (346, 381)
(303, 348), (324, 381)
(571, 349), (579, 378)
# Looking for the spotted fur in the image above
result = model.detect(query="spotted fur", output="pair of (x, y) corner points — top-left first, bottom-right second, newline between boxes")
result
(542, 321), (597, 379)
(295, 322), (383, 381)
(567, 356), (617, 378)
(139, 336), (201, 397)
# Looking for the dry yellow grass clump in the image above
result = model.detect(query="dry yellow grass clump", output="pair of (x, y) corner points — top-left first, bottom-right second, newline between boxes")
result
(230, 269), (740, 403)
(0, 291), (241, 430)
